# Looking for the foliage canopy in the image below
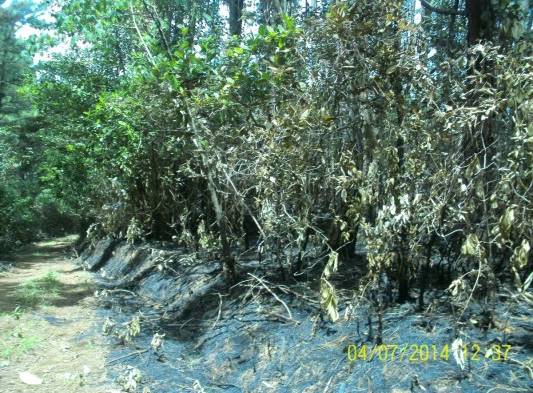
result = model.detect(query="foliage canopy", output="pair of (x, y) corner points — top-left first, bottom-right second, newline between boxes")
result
(1, 0), (531, 315)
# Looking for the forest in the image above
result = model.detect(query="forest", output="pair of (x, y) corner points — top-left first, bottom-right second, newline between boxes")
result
(0, 0), (532, 390)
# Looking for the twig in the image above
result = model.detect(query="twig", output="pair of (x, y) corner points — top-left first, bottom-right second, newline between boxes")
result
(248, 273), (293, 320)
(277, 284), (320, 306)
(322, 357), (344, 393)
(221, 167), (266, 239)
(458, 257), (484, 320)
(267, 312), (300, 324)
(105, 349), (148, 365)
(210, 293), (224, 330)
(104, 289), (138, 297)
(129, 2), (155, 66)
(505, 356), (533, 379)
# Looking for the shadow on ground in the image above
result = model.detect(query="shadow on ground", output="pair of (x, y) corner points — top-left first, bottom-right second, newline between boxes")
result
(0, 235), (93, 313)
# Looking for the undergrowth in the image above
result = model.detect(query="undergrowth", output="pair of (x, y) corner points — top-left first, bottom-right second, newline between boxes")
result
(0, 318), (43, 360)
(14, 271), (62, 308)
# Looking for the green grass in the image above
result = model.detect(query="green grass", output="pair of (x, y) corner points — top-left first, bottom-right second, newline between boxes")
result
(0, 332), (41, 360)
(14, 271), (62, 308)
(0, 318), (43, 360)
(0, 307), (25, 319)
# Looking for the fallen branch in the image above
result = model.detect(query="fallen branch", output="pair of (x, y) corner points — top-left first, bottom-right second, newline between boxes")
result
(277, 284), (321, 307)
(105, 349), (148, 366)
(103, 288), (138, 297)
(210, 293), (224, 331)
(248, 273), (293, 320)
(458, 257), (484, 320)
(221, 167), (266, 239)
(266, 312), (300, 325)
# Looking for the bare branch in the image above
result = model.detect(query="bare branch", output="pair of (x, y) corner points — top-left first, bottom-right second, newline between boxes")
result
(129, 2), (155, 66)
(248, 273), (293, 321)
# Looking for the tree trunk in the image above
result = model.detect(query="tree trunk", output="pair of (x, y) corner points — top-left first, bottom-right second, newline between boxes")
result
(206, 165), (236, 281)
(463, 0), (495, 161)
(466, 0), (492, 45)
(259, 0), (283, 25)
(228, 0), (244, 36)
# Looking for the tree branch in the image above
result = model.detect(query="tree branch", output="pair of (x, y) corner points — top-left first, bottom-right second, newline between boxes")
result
(420, 0), (465, 16)
(129, 2), (155, 66)
(141, 0), (173, 60)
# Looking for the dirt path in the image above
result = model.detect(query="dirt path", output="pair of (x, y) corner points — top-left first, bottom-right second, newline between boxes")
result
(0, 236), (117, 393)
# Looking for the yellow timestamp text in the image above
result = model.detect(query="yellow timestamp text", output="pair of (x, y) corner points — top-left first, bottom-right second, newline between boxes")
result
(346, 343), (512, 363)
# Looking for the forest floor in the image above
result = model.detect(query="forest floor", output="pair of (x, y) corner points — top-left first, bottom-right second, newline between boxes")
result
(1, 237), (531, 393)
(0, 236), (118, 393)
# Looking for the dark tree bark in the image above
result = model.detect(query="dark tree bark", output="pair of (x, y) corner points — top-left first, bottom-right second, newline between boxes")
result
(228, 0), (245, 36)
(259, 0), (284, 25)
(466, 0), (492, 45)
(420, 0), (493, 45)
(447, 0), (460, 52)
(420, 0), (465, 16)
(463, 0), (495, 161)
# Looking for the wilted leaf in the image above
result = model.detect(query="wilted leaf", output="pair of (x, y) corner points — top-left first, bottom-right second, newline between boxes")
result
(320, 252), (339, 322)
(451, 338), (465, 370)
(461, 233), (481, 257)
(499, 207), (515, 240)
(322, 251), (338, 279)
(511, 240), (530, 271)
(320, 280), (339, 322)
